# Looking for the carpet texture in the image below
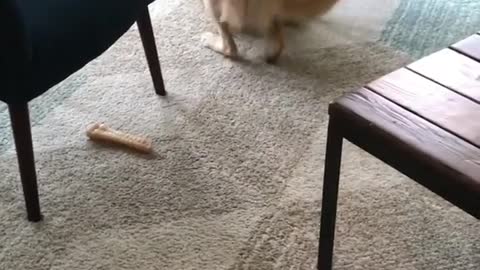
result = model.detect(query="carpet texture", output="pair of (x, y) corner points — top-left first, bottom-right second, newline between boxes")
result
(0, 0), (479, 269)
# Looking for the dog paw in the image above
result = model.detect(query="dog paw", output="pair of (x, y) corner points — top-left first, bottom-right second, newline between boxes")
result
(201, 32), (219, 49)
(223, 45), (238, 59)
(265, 54), (280, 64)
(201, 32), (238, 59)
(265, 48), (282, 64)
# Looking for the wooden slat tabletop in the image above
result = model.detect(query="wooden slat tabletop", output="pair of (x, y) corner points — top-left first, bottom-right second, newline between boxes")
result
(330, 33), (480, 218)
(408, 49), (480, 103)
(367, 68), (480, 148)
(451, 33), (480, 61)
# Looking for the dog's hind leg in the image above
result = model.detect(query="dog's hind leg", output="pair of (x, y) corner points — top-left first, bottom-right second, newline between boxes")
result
(265, 19), (284, 63)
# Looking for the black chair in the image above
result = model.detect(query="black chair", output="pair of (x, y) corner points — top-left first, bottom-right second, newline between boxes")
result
(1, 0), (166, 222)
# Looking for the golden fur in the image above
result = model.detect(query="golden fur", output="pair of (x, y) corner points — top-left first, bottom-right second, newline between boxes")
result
(201, 0), (340, 62)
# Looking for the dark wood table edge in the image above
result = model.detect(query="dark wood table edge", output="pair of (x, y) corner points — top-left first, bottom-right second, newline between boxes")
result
(328, 92), (480, 218)
(317, 32), (480, 270)
(317, 89), (479, 270)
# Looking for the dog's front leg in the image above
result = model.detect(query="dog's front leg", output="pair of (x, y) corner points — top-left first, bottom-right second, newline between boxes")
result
(201, 1), (238, 58)
(202, 25), (238, 58)
(220, 22), (239, 58)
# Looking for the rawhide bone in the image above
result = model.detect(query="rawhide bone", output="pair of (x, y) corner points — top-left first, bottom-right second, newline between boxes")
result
(86, 123), (152, 153)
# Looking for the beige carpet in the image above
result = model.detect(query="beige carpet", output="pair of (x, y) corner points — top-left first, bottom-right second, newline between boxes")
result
(0, 0), (478, 269)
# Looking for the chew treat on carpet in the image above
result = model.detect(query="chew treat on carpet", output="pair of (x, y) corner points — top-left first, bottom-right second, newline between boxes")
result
(86, 123), (152, 153)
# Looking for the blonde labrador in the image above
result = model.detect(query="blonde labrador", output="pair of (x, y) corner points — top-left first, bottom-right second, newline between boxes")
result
(200, 0), (340, 63)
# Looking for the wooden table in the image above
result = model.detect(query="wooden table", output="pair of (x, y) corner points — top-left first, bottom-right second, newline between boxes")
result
(317, 32), (480, 270)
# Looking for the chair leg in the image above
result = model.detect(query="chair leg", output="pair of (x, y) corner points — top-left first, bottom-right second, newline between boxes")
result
(317, 119), (343, 270)
(137, 6), (166, 96)
(8, 104), (42, 222)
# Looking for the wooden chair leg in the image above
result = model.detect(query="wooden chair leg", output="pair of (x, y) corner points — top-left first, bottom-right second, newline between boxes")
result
(8, 104), (42, 222)
(318, 119), (343, 270)
(137, 6), (166, 96)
